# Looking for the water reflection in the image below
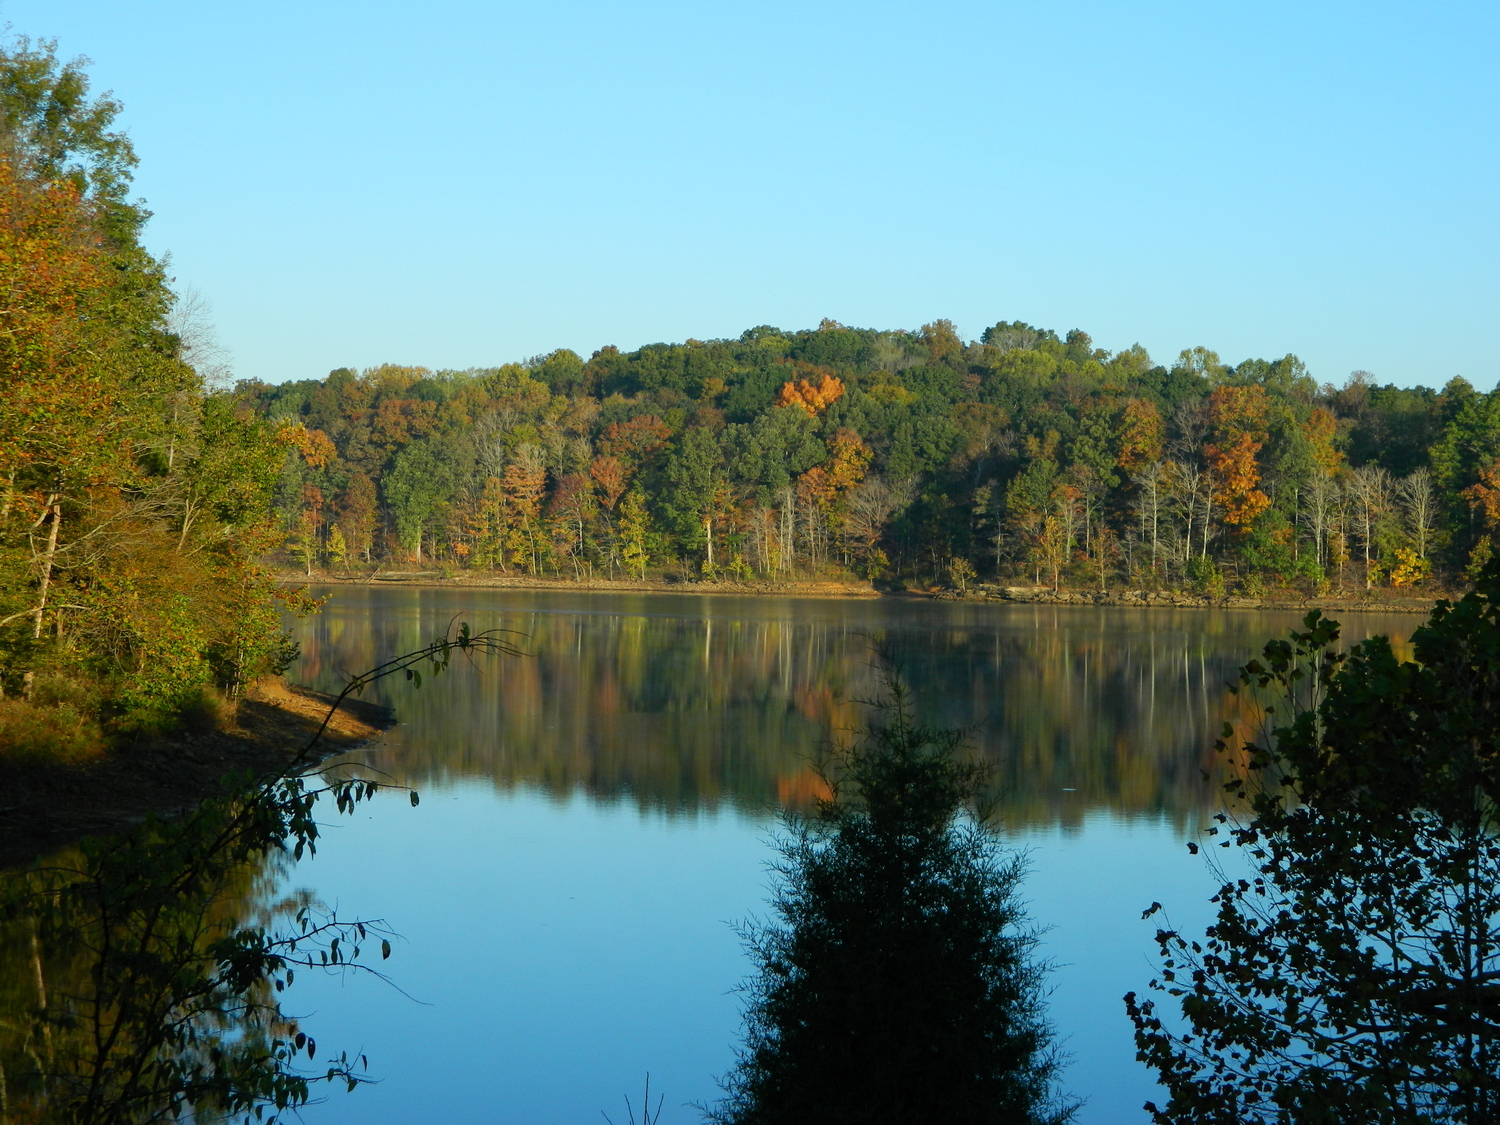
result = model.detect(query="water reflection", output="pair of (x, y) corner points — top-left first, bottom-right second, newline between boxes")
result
(0, 779), (385, 1124)
(278, 590), (1423, 1125)
(293, 588), (1417, 828)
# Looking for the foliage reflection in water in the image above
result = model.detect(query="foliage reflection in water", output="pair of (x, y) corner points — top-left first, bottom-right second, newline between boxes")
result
(1, 591), (1419, 1124)
(294, 587), (1416, 827)
(0, 784), (381, 1125)
(0, 623), (518, 1125)
(278, 589), (1421, 1123)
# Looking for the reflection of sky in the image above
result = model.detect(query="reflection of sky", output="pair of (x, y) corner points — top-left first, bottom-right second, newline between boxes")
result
(283, 589), (1418, 1124)
(288, 786), (1219, 1125)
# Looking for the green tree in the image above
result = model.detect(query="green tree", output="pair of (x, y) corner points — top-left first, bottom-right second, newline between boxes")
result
(235, 317), (1483, 591)
(1129, 567), (1500, 1123)
(382, 440), (446, 561)
(0, 37), (289, 721)
(659, 425), (725, 555)
(618, 489), (651, 579)
(0, 34), (143, 238)
(712, 671), (1074, 1125)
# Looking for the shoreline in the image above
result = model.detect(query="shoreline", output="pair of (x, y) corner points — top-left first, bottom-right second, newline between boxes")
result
(293, 570), (885, 599)
(286, 570), (1442, 615)
(0, 681), (391, 870)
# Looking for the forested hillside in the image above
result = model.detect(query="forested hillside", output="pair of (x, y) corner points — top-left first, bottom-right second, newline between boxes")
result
(245, 322), (1493, 594)
(0, 39), (289, 740)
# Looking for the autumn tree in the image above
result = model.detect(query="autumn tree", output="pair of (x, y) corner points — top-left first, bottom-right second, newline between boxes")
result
(231, 309), (1492, 593)
(503, 444), (547, 574)
(0, 37), (290, 723)
(618, 489), (651, 579)
(775, 369), (846, 416)
(549, 471), (596, 578)
(1204, 386), (1271, 532)
(1116, 399), (1164, 474)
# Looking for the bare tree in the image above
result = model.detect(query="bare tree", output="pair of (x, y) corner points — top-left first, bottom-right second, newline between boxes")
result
(1055, 485), (1084, 565)
(1196, 466), (1218, 561)
(1165, 461), (1205, 574)
(777, 486), (797, 575)
(1347, 465), (1391, 589)
(472, 409), (515, 481)
(1132, 461), (1167, 579)
(167, 287), (234, 389)
(1302, 467), (1339, 568)
(1167, 397), (1208, 461)
(1398, 467), (1439, 560)
(1069, 465), (1107, 561)
(982, 324), (1044, 354)
(844, 476), (915, 565)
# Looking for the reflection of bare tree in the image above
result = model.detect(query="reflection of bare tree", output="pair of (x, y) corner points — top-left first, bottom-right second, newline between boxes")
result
(291, 592), (1416, 832)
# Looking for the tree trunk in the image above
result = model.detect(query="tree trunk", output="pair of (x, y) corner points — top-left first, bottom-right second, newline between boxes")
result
(32, 495), (60, 640)
(0, 469), (14, 527)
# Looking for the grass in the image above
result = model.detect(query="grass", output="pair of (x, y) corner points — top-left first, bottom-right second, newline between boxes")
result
(0, 698), (106, 764)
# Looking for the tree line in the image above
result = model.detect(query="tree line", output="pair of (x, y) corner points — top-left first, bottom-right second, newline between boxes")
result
(247, 323), (1495, 593)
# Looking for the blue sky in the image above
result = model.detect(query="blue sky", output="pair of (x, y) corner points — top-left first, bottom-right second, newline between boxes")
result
(6, 0), (1496, 389)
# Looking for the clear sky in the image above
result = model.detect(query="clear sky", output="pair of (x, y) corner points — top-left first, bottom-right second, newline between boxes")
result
(5, 0), (1496, 389)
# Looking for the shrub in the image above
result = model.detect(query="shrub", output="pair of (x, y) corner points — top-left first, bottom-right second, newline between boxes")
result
(1128, 561), (1500, 1123)
(710, 671), (1074, 1125)
(0, 699), (106, 764)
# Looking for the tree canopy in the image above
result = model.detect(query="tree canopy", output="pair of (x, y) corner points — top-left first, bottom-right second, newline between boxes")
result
(242, 325), (1488, 594)
(0, 35), (291, 733)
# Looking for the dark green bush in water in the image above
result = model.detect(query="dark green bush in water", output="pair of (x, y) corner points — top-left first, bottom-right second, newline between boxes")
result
(711, 671), (1075, 1125)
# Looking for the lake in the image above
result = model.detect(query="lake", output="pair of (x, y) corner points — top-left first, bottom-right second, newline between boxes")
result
(282, 586), (1418, 1124)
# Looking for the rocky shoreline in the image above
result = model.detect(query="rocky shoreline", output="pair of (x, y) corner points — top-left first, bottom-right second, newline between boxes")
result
(942, 584), (1438, 614)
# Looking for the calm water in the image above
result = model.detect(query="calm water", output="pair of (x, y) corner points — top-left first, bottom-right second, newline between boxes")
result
(282, 588), (1418, 1124)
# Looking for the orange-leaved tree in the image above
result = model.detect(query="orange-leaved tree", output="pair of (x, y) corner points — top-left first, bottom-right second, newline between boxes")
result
(1205, 386), (1272, 531)
(776, 367), (846, 416)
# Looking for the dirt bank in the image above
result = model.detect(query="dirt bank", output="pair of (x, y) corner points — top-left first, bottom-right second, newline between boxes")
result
(285, 570), (883, 598)
(0, 681), (390, 869)
(285, 569), (1442, 614)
